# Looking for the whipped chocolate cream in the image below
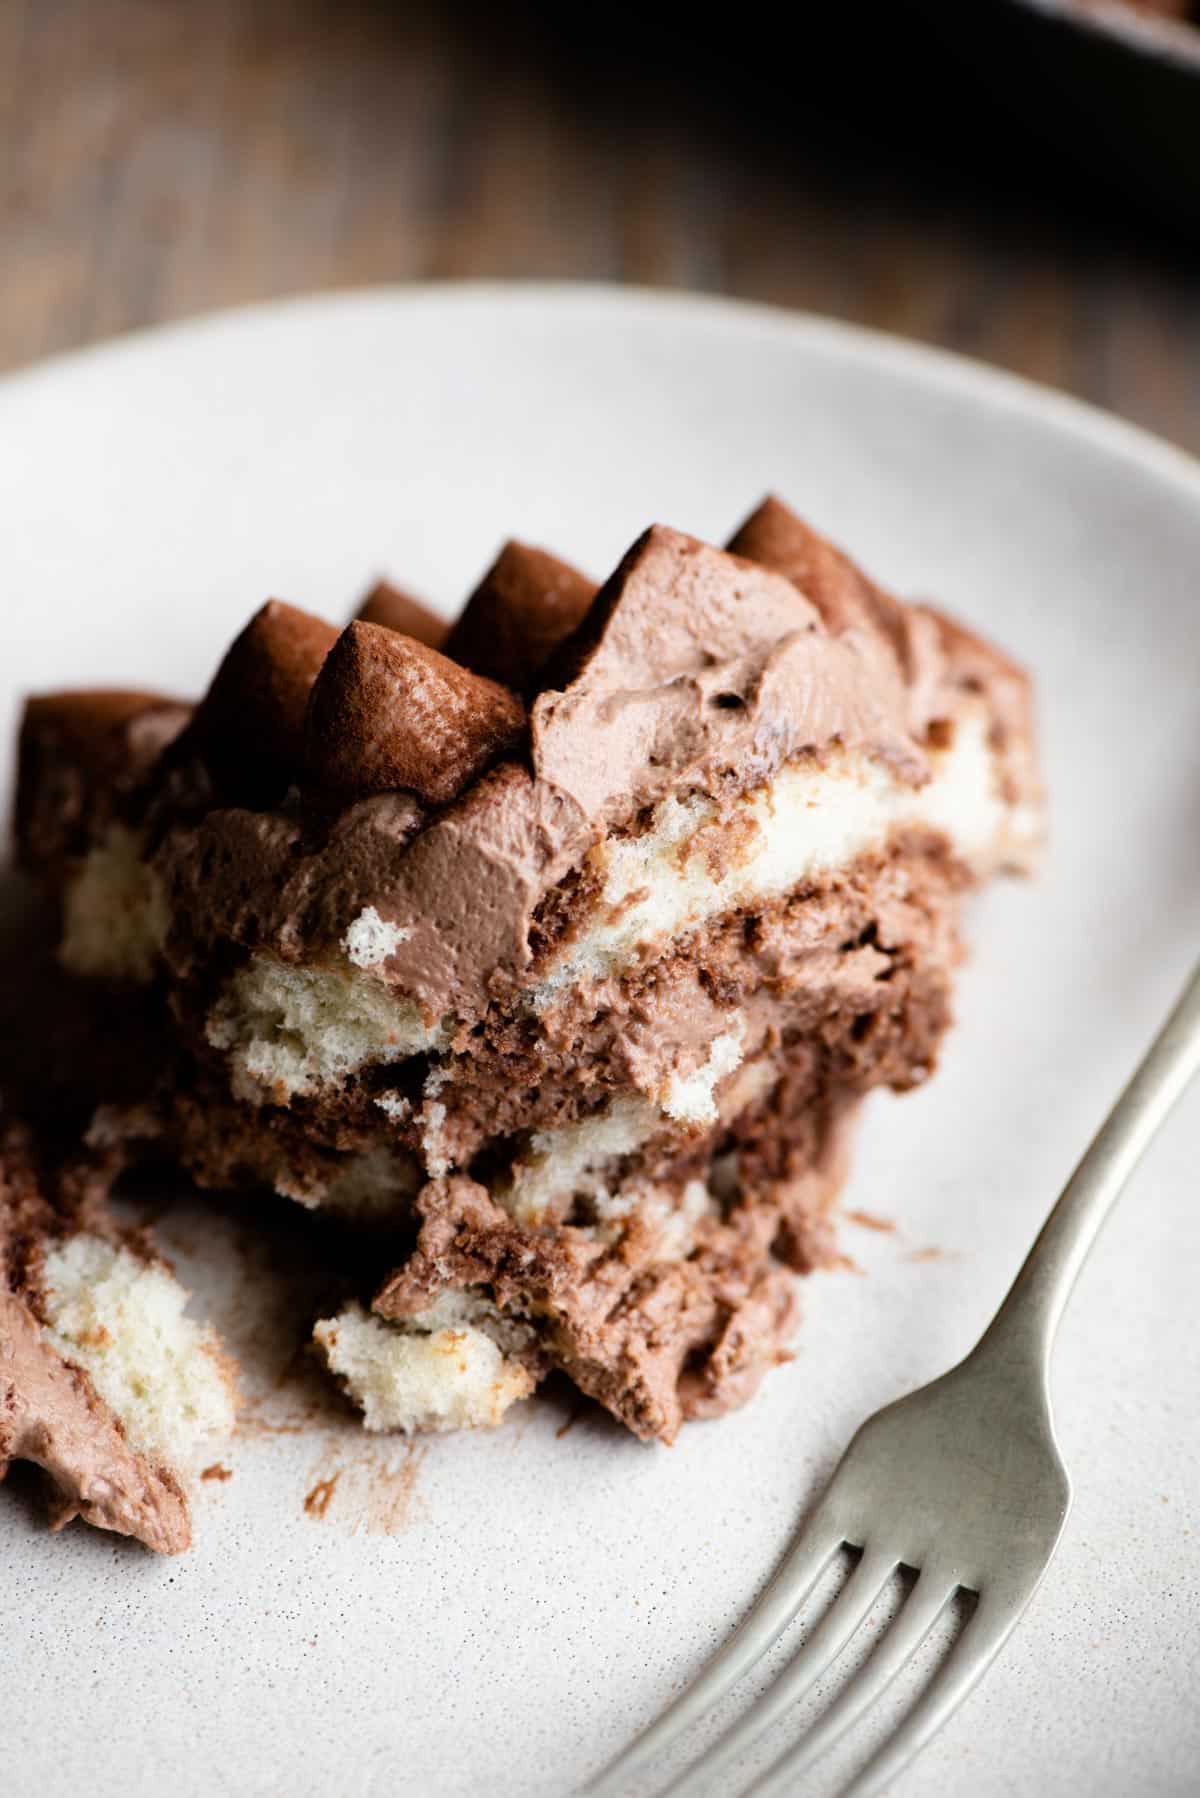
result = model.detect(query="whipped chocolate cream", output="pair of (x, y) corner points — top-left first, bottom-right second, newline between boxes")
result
(153, 760), (589, 1021)
(535, 505), (1041, 836)
(530, 522), (935, 828)
(729, 496), (1040, 806)
(726, 497), (944, 720)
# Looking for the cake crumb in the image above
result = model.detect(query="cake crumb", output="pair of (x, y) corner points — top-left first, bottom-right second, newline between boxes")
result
(342, 905), (410, 970)
(201, 1463), (233, 1482)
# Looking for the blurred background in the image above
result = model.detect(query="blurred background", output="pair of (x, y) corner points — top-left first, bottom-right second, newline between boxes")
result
(4, 0), (1199, 452)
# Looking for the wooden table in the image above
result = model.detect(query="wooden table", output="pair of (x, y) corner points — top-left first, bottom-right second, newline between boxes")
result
(5, 0), (1199, 455)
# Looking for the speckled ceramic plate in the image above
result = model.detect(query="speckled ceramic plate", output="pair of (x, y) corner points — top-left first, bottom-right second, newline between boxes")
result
(1, 286), (1198, 1798)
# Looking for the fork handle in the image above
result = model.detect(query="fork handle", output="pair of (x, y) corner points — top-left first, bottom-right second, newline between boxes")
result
(980, 957), (1200, 1374)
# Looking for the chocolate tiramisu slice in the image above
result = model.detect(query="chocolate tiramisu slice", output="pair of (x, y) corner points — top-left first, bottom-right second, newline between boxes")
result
(11, 498), (1041, 1447)
(0, 1119), (237, 1552)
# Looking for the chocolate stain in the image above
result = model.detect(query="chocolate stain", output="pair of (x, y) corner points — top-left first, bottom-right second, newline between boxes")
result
(301, 1438), (425, 1535)
(844, 1209), (895, 1233)
(367, 1446), (425, 1534)
(303, 1472), (341, 1519)
(201, 1463), (232, 1482)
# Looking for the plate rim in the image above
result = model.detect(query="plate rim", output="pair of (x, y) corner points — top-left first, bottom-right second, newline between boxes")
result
(2, 280), (1198, 507)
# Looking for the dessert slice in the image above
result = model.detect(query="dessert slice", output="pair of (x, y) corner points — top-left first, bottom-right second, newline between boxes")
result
(11, 497), (1040, 1445)
(0, 1120), (237, 1552)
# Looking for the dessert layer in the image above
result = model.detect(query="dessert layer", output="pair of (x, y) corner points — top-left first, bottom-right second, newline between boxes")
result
(530, 699), (1028, 1010)
(127, 829), (961, 1226)
(206, 952), (444, 1106)
(146, 728), (982, 1132)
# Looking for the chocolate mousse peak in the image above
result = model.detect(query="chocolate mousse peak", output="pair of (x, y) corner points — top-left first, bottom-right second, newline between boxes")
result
(443, 540), (598, 694)
(727, 496), (915, 660)
(191, 599), (339, 800)
(728, 499), (1039, 811)
(305, 621), (527, 807)
(546, 523), (822, 695)
(354, 580), (449, 650)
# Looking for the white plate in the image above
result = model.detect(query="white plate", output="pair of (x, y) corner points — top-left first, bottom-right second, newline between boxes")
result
(1, 286), (1198, 1798)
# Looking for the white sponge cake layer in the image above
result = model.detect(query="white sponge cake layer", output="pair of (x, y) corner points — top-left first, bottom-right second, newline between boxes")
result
(659, 1019), (746, 1124)
(59, 825), (169, 984)
(588, 1174), (718, 1257)
(207, 956), (445, 1104)
(313, 1296), (536, 1433)
(39, 1234), (237, 1472)
(503, 1095), (658, 1227)
(271, 1144), (423, 1217)
(533, 704), (1033, 1007)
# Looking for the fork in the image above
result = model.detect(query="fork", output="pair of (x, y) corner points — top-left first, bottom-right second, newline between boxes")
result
(586, 958), (1200, 1798)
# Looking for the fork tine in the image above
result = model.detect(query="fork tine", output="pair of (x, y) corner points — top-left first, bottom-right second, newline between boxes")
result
(656, 1545), (899, 1798)
(583, 1517), (845, 1797)
(743, 1573), (955, 1798)
(839, 1591), (1019, 1798)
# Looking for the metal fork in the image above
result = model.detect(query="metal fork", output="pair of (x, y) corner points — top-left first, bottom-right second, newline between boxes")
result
(587, 958), (1200, 1798)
